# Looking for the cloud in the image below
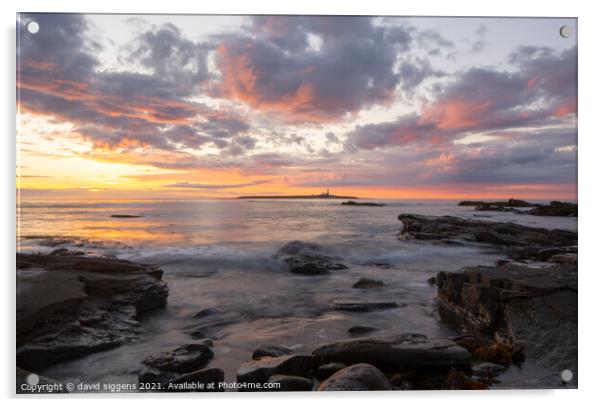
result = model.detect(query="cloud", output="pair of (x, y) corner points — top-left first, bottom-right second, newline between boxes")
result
(345, 45), (576, 151)
(18, 13), (253, 156)
(164, 180), (268, 189)
(214, 16), (420, 123)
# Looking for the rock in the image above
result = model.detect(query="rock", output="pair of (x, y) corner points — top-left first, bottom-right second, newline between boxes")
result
(332, 299), (398, 312)
(341, 201), (385, 207)
(110, 214), (142, 218)
(549, 253), (577, 264)
(16, 253), (168, 371)
(398, 214), (576, 249)
(237, 355), (316, 385)
(252, 344), (295, 360)
(313, 333), (471, 369)
(196, 338), (214, 348)
(267, 375), (314, 391)
(188, 328), (207, 339)
(193, 307), (222, 318)
(347, 326), (378, 335)
(164, 368), (224, 392)
(458, 199), (537, 207)
(315, 362), (347, 380)
(427, 276), (437, 285)
(139, 344), (213, 384)
(276, 240), (348, 275)
(436, 262), (577, 375)
(528, 201), (577, 217)
(453, 335), (524, 366)
(318, 364), (392, 391)
(352, 278), (384, 289)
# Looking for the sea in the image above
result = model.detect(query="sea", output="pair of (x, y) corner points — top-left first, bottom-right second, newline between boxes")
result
(16, 199), (578, 390)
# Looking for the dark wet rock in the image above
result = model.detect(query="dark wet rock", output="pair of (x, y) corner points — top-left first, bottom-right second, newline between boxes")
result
(139, 344), (214, 384)
(16, 367), (68, 393)
(458, 199), (537, 207)
(315, 362), (347, 380)
(267, 375), (314, 391)
(333, 299), (397, 312)
(341, 201), (385, 207)
(196, 338), (214, 348)
(453, 335), (524, 366)
(549, 253), (577, 264)
(313, 333), (471, 369)
(508, 245), (577, 262)
(276, 240), (348, 275)
(188, 328), (207, 339)
(16, 253), (168, 371)
(193, 307), (222, 318)
(437, 262), (577, 377)
(164, 368), (224, 392)
(398, 214), (577, 249)
(110, 214), (142, 218)
(348, 326), (378, 335)
(427, 276), (437, 285)
(318, 363), (391, 391)
(352, 278), (384, 289)
(237, 355), (316, 385)
(528, 201), (577, 217)
(252, 344), (295, 360)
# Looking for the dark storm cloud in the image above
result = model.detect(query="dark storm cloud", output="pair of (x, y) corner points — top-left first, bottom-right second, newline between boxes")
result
(215, 16), (426, 123)
(18, 13), (252, 155)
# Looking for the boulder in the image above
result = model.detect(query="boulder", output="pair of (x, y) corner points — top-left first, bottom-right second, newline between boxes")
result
(267, 375), (314, 391)
(333, 299), (397, 312)
(139, 344), (214, 384)
(312, 333), (471, 369)
(318, 364), (391, 391)
(315, 362), (347, 380)
(352, 278), (384, 289)
(252, 344), (295, 360)
(275, 241), (347, 275)
(237, 355), (315, 385)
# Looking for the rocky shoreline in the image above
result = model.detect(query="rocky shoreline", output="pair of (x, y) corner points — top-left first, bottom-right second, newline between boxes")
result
(17, 207), (577, 392)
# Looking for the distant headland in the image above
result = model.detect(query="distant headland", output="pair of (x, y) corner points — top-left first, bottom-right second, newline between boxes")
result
(237, 189), (358, 200)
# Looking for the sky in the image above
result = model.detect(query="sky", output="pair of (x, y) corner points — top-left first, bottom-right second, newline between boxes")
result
(17, 13), (577, 200)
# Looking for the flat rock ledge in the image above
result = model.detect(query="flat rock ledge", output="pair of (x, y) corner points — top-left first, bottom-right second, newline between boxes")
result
(397, 214), (577, 258)
(16, 252), (168, 371)
(436, 262), (577, 384)
(312, 334), (471, 369)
